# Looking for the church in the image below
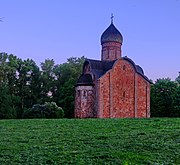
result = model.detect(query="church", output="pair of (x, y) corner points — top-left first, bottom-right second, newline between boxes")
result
(74, 18), (151, 118)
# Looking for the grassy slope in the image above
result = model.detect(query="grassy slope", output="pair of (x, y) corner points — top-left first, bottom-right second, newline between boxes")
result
(0, 118), (180, 165)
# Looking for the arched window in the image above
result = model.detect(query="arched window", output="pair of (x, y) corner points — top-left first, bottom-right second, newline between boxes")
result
(123, 91), (126, 99)
(83, 90), (87, 99)
(77, 90), (81, 97)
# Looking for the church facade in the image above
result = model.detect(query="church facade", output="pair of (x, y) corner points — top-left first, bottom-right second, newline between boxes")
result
(74, 20), (151, 118)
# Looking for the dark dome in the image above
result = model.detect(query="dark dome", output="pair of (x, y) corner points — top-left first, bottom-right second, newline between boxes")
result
(101, 23), (123, 44)
(136, 65), (144, 75)
(76, 74), (94, 86)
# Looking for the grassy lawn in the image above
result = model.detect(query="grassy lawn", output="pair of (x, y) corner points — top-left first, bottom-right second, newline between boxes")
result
(0, 118), (180, 164)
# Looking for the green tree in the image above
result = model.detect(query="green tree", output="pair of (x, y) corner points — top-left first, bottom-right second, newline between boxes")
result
(0, 53), (19, 118)
(0, 85), (18, 119)
(173, 73), (180, 117)
(175, 72), (180, 84)
(0, 53), (41, 118)
(172, 85), (180, 117)
(53, 56), (85, 118)
(151, 78), (178, 117)
(15, 58), (41, 117)
(39, 59), (56, 103)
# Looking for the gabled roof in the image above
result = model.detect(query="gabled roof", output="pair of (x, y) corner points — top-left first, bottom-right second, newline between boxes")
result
(85, 59), (116, 79)
(76, 59), (116, 86)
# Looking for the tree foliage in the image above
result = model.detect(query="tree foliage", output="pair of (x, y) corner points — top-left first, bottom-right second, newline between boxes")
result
(53, 57), (86, 117)
(151, 78), (180, 117)
(23, 102), (64, 119)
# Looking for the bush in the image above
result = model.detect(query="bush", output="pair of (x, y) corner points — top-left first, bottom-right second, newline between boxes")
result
(23, 102), (64, 119)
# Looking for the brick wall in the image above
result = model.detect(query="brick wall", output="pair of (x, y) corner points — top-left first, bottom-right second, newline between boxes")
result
(136, 75), (150, 117)
(97, 59), (150, 118)
(74, 85), (95, 118)
(97, 73), (111, 118)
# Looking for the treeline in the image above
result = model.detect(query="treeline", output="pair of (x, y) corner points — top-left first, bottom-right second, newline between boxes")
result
(0, 52), (179, 119)
(0, 52), (85, 119)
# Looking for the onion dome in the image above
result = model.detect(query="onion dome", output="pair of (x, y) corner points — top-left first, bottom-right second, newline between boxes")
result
(101, 23), (123, 44)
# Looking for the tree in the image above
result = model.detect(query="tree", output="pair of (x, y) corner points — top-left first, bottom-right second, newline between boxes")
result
(172, 85), (180, 117)
(0, 53), (19, 119)
(0, 85), (18, 119)
(53, 56), (86, 117)
(38, 59), (56, 104)
(15, 58), (41, 117)
(173, 73), (180, 116)
(175, 72), (180, 84)
(0, 53), (41, 118)
(151, 78), (178, 117)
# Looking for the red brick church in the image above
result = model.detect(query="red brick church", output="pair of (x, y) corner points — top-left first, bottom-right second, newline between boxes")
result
(74, 18), (151, 118)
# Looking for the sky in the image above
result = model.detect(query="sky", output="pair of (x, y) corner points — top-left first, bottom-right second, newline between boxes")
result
(1, 0), (180, 81)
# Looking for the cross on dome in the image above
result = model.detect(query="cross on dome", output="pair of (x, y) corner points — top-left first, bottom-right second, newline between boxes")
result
(111, 13), (114, 24)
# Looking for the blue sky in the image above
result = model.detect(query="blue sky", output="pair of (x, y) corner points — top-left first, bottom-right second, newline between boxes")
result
(1, 0), (180, 81)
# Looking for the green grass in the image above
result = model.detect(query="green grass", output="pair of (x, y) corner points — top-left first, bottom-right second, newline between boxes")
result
(0, 118), (180, 165)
